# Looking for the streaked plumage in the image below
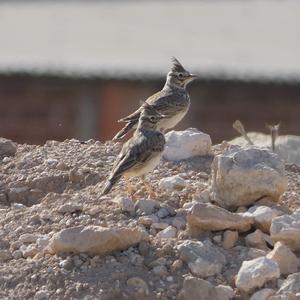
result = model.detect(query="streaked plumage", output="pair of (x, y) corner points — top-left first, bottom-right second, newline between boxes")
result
(101, 103), (165, 197)
(113, 57), (197, 140)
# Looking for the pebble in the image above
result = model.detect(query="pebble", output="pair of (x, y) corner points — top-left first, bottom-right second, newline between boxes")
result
(19, 233), (39, 244)
(127, 277), (149, 294)
(58, 203), (83, 214)
(172, 217), (186, 230)
(223, 230), (239, 249)
(34, 290), (49, 300)
(170, 259), (183, 272)
(156, 226), (177, 239)
(152, 265), (168, 276)
(151, 222), (169, 230)
(157, 207), (170, 218)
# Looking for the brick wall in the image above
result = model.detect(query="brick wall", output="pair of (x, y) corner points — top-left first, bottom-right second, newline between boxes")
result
(0, 75), (299, 145)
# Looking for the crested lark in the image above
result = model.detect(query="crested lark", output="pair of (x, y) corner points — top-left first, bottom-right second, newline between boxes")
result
(113, 57), (197, 140)
(101, 103), (166, 198)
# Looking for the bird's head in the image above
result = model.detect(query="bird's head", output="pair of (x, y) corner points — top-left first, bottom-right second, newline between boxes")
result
(138, 102), (166, 130)
(165, 57), (197, 89)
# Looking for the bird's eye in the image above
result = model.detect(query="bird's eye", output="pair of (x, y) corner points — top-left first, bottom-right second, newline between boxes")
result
(150, 116), (156, 122)
(178, 73), (184, 79)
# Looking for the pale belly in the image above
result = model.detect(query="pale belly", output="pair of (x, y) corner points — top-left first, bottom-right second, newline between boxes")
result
(158, 107), (189, 131)
(124, 153), (162, 178)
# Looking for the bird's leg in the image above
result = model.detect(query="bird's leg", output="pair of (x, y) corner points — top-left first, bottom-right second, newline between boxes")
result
(141, 175), (157, 199)
(125, 177), (137, 201)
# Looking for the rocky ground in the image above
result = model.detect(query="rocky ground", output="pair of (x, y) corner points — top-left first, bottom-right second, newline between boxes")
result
(0, 133), (300, 300)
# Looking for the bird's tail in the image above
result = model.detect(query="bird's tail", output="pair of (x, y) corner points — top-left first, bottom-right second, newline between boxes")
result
(112, 121), (136, 140)
(99, 174), (122, 197)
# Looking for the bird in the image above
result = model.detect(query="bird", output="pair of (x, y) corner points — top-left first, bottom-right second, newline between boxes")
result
(113, 57), (197, 140)
(100, 102), (166, 199)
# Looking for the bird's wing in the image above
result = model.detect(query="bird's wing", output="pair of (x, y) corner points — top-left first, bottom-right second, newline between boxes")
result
(149, 93), (189, 117)
(118, 107), (142, 123)
(109, 133), (164, 181)
(118, 89), (170, 123)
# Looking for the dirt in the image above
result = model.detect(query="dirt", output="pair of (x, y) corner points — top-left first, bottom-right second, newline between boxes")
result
(0, 138), (299, 300)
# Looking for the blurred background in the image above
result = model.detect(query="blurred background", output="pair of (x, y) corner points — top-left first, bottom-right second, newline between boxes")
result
(0, 0), (300, 145)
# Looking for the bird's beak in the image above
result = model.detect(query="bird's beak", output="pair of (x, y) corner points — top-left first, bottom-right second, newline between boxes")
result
(188, 74), (198, 80)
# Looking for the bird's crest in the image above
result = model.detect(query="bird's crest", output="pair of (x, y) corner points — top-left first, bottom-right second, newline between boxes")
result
(171, 57), (186, 73)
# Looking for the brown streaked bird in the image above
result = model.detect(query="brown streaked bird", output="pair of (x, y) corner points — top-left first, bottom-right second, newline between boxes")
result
(100, 103), (166, 198)
(113, 57), (197, 140)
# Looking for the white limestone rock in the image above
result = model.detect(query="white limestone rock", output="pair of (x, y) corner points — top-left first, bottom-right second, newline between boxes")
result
(182, 276), (218, 300)
(235, 257), (280, 293)
(178, 240), (226, 277)
(49, 225), (148, 255)
(276, 272), (300, 297)
(159, 175), (186, 191)
(135, 199), (160, 215)
(156, 226), (177, 239)
(250, 288), (276, 300)
(244, 205), (283, 233)
(222, 230), (239, 249)
(187, 203), (254, 232)
(245, 229), (271, 251)
(270, 210), (300, 251)
(163, 128), (212, 161)
(267, 242), (299, 275)
(210, 146), (287, 209)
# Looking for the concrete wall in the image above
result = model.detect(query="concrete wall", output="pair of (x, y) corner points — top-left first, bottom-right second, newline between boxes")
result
(0, 75), (299, 144)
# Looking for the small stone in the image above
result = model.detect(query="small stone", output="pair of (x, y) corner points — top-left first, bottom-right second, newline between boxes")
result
(115, 196), (135, 213)
(187, 203), (254, 232)
(36, 235), (50, 251)
(163, 128), (212, 161)
(171, 259), (183, 272)
(248, 248), (267, 259)
(250, 288), (275, 300)
(213, 235), (222, 244)
(215, 285), (234, 300)
(235, 257), (280, 293)
(178, 240), (226, 277)
(20, 244), (38, 258)
(138, 241), (150, 256)
(157, 207), (170, 218)
(182, 276), (218, 300)
(245, 229), (270, 251)
(129, 253), (144, 266)
(192, 189), (210, 203)
(59, 259), (73, 270)
(135, 199), (160, 215)
(49, 225), (148, 255)
(172, 217), (186, 230)
(0, 250), (12, 262)
(148, 257), (167, 268)
(12, 250), (22, 259)
(276, 272), (300, 296)
(87, 206), (101, 216)
(152, 265), (168, 276)
(159, 175), (186, 191)
(244, 205), (282, 233)
(138, 215), (159, 226)
(210, 146), (287, 208)
(127, 277), (149, 294)
(34, 290), (49, 300)
(151, 222), (169, 230)
(270, 210), (300, 251)
(223, 230), (238, 249)
(156, 226), (177, 239)
(57, 203), (82, 214)
(267, 242), (299, 275)
(19, 233), (39, 244)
